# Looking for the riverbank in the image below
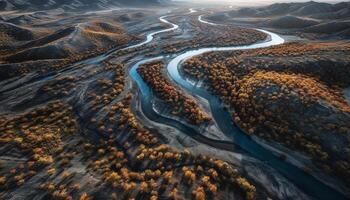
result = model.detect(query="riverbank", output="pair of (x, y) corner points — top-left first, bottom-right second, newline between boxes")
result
(131, 86), (312, 200)
(1, 4), (350, 200)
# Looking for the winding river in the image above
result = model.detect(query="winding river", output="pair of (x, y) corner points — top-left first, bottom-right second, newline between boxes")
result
(76, 15), (179, 66)
(198, 15), (218, 26)
(128, 14), (348, 200)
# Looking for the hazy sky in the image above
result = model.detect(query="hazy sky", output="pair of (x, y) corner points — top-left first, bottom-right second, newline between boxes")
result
(178, 0), (342, 2)
(174, 0), (343, 6)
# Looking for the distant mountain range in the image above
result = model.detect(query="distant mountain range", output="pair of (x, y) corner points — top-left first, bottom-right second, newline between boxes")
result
(0, 0), (167, 11)
(221, 1), (350, 38)
(230, 1), (350, 20)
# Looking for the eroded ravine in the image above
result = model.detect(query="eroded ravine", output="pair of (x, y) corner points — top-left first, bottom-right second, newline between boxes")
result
(129, 12), (348, 200)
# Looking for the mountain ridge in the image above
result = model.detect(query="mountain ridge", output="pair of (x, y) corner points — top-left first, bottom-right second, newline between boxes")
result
(0, 0), (167, 11)
(230, 1), (350, 19)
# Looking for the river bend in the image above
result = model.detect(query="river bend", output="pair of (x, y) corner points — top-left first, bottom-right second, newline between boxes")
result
(129, 14), (348, 200)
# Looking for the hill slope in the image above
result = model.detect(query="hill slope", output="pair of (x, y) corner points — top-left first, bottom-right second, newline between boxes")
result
(265, 15), (319, 29)
(229, 1), (350, 20)
(0, 0), (166, 11)
(221, 1), (350, 39)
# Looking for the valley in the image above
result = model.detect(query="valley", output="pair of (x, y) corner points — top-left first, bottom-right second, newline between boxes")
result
(1, 1), (350, 200)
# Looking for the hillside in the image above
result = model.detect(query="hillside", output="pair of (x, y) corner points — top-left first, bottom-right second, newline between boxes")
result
(0, 7), (160, 80)
(1, 1), (350, 199)
(2, 21), (134, 63)
(0, 0), (166, 11)
(264, 15), (319, 29)
(229, 1), (350, 19)
(182, 41), (350, 191)
(203, 1), (350, 39)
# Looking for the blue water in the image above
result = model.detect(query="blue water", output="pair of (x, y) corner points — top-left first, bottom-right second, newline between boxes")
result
(128, 25), (348, 200)
(65, 12), (349, 199)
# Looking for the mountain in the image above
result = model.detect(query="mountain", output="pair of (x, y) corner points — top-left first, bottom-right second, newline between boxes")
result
(229, 1), (350, 20)
(304, 21), (350, 35)
(0, 0), (166, 11)
(264, 15), (319, 29)
(224, 1), (350, 38)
